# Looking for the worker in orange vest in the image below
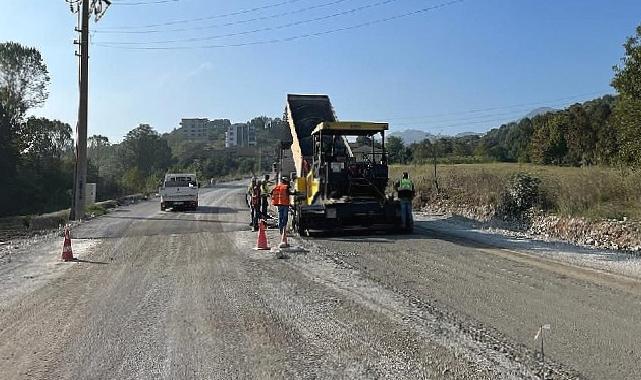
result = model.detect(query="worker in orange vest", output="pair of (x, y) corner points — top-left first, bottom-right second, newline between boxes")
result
(271, 176), (292, 235)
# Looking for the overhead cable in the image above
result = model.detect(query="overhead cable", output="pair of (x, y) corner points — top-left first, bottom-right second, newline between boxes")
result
(96, 0), (402, 44)
(93, 0), (465, 50)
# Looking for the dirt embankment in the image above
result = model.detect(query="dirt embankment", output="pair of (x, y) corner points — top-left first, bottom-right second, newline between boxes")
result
(422, 200), (641, 252)
(0, 199), (140, 242)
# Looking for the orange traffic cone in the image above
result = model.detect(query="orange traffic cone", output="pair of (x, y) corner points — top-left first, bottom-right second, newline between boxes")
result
(254, 219), (270, 250)
(61, 226), (74, 261)
(278, 228), (290, 249)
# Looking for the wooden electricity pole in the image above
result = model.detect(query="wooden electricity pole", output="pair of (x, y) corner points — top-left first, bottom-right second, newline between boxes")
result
(69, 0), (110, 220)
(432, 142), (439, 194)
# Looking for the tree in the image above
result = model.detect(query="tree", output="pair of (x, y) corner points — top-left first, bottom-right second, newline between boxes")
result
(21, 117), (73, 164)
(0, 43), (50, 184)
(409, 139), (433, 163)
(0, 101), (18, 177)
(612, 97), (641, 165)
(88, 135), (110, 173)
(386, 135), (406, 163)
(120, 124), (173, 176)
(612, 24), (641, 166)
(530, 114), (568, 165)
(612, 25), (641, 100)
(0, 42), (50, 119)
(565, 104), (595, 165)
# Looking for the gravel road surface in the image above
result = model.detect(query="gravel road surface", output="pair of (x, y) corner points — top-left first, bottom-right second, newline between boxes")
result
(0, 182), (639, 379)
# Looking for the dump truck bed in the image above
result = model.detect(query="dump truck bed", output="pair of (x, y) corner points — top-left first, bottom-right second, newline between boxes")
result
(285, 94), (339, 177)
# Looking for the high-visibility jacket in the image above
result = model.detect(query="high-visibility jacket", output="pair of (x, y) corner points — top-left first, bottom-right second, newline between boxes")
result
(271, 183), (290, 206)
(397, 178), (415, 200)
(398, 178), (414, 191)
(260, 181), (270, 196)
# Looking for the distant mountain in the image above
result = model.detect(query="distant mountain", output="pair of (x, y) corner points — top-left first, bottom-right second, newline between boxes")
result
(455, 131), (483, 138)
(524, 107), (556, 119)
(389, 129), (436, 144)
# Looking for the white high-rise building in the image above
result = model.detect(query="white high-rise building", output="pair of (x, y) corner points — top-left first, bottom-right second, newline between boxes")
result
(225, 124), (257, 148)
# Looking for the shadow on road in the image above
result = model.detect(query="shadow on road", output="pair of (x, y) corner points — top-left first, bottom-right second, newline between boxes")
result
(73, 258), (109, 265)
(100, 214), (246, 225)
(210, 183), (244, 189)
(311, 218), (521, 250)
(194, 206), (239, 214)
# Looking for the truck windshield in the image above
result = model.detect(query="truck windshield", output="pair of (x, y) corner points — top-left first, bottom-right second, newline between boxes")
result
(164, 177), (194, 187)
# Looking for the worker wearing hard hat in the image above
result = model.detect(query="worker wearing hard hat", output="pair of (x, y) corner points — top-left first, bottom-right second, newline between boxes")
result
(394, 172), (415, 232)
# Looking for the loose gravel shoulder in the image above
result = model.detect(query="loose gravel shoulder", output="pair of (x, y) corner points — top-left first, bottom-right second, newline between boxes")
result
(0, 183), (638, 379)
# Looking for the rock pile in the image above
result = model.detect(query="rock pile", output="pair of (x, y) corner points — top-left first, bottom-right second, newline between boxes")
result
(529, 215), (641, 252)
(422, 200), (641, 252)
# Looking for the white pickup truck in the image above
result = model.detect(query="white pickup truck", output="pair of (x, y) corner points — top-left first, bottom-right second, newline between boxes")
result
(160, 173), (199, 211)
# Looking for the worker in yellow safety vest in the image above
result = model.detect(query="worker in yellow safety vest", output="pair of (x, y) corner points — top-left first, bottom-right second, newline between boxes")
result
(259, 174), (271, 220)
(394, 172), (415, 232)
(271, 176), (292, 235)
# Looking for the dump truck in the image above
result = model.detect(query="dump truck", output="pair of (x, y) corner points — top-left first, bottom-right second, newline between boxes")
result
(284, 94), (403, 235)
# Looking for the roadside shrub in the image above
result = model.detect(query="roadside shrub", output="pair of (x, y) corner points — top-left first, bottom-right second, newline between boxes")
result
(497, 172), (541, 219)
(86, 204), (107, 217)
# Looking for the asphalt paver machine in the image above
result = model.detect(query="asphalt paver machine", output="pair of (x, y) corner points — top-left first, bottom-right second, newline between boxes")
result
(284, 94), (402, 235)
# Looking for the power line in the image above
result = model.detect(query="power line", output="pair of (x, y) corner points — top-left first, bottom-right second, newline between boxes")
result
(379, 90), (609, 122)
(94, 0), (351, 34)
(93, 0), (465, 50)
(100, 0), (306, 30)
(392, 108), (545, 127)
(96, 0), (402, 45)
(388, 93), (611, 131)
(393, 110), (541, 129)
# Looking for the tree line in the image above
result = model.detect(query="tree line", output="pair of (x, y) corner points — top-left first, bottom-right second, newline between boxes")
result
(2, 24), (640, 216)
(386, 25), (641, 169)
(0, 42), (288, 217)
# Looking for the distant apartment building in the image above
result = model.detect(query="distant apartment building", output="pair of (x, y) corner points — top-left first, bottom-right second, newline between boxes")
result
(179, 118), (231, 141)
(225, 123), (257, 148)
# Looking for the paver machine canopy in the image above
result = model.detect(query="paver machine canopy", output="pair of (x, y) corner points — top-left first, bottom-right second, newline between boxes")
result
(309, 121), (390, 203)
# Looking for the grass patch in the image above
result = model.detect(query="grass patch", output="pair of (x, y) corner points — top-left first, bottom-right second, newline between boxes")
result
(391, 163), (641, 221)
(85, 204), (107, 217)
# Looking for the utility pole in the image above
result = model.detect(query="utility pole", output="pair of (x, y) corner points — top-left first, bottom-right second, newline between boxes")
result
(257, 148), (262, 175)
(68, 0), (110, 220)
(432, 142), (439, 194)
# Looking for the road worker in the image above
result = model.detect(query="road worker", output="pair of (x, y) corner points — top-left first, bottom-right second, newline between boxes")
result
(260, 174), (271, 219)
(246, 177), (261, 231)
(394, 172), (415, 232)
(271, 176), (292, 235)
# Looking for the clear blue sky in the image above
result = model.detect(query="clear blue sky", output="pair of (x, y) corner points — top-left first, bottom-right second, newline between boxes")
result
(1, 0), (639, 142)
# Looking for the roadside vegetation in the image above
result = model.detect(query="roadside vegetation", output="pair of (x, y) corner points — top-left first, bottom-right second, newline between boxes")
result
(391, 163), (641, 221)
(1, 23), (640, 219)
(386, 25), (641, 171)
(387, 24), (641, 222)
(0, 40), (288, 217)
